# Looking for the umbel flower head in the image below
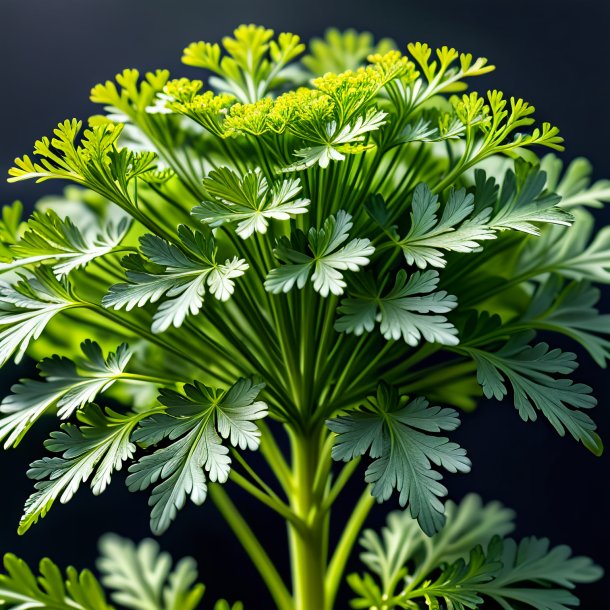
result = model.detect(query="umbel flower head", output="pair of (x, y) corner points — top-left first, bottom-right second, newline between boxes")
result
(0, 24), (607, 610)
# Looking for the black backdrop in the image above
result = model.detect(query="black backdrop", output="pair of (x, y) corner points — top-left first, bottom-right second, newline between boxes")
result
(0, 0), (609, 607)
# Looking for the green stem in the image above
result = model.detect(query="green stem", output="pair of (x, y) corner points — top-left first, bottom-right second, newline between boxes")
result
(209, 484), (293, 610)
(228, 469), (302, 528)
(288, 427), (328, 610)
(325, 487), (376, 609)
(258, 421), (293, 495)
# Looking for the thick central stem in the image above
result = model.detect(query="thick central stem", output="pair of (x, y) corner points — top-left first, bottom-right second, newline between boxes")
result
(288, 427), (328, 610)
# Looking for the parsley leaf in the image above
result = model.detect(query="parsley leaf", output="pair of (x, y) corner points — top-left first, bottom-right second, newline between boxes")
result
(302, 28), (395, 75)
(8, 120), (156, 211)
(103, 225), (248, 332)
(265, 210), (374, 296)
(98, 535), (205, 610)
(0, 340), (131, 449)
(127, 378), (267, 534)
(477, 536), (603, 610)
(183, 26), (305, 103)
(0, 553), (111, 610)
(520, 208), (610, 283)
(350, 495), (601, 610)
(523, 276), (610, 367)
(0, 267), (78, 366)
(380, 168), (571, 269)
(464, 331), (601, 454)
(327, 383), (470, 535)
(20, 405), (142, 534)
(542, 153), (610, 209)
(335, 269), (458, 346)
(2, 210), (130, 278)
(285, 109), (387, 171)
(193, 167), (309, 238)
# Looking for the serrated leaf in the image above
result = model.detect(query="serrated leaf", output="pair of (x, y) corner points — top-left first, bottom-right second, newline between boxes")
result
(336, 269), (459, 346)
(478, 537), (603, 610)
(2, 210), (130, 278)
(265, 210), (374, 296)
(302, 28), (395, 75)
(98, 535), (205, 610)
(358, 494), (515, 594)
(127, 378), (267, 534)
(19, 406), (142, 534)
(523, 276), (610, 367)
(0, 267), (77, 366)
(542, 153), (610, 209)
(520, 207), (610, 283)
(351, 501), (601, 610)
(388, 168), (571, 269)
(0, 340), (131, 448)
(0, 553), (112, 610)
(465, 332), (601, 453)
(103, 226), (248, 332)
(284, 109), (386, 171)
(193, 167), (309, 238)
(327, 383), (470, 535)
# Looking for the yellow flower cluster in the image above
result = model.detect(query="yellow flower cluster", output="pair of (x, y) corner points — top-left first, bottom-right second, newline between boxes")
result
(164, 79), (235, 136)
(164, 78), (204, 103)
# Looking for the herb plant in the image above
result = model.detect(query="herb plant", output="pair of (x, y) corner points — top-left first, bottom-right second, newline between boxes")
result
(0, 25), (607, 609)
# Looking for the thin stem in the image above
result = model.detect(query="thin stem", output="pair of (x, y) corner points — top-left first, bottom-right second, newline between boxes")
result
(325, 487), (376, 609)
(320, 458), (361, 514)
(258, 421), (293, 495)
(209, 484), (293, 610)
(228, 469), (303, 529)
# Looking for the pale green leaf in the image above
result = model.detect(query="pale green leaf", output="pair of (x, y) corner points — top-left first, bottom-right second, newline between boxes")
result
(127, 378), (267, 534)
(103, 226), (248, 332)
(19, 406), (141, 534)
(265, 210), (374, 296)
(98, 535), (205, 610)
(193, 167), (309, 238)
(327, 383), (470, 536)
(336, 269), (458, 346)
(0, 340), (131, 448)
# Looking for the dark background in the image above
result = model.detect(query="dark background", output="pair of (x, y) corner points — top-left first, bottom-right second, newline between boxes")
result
(0, 0), (609, 607)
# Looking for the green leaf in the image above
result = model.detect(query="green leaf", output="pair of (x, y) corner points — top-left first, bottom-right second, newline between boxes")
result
(327, 383), (470, 535)
(396, 183), (492, 268)
(357, 494), (515, 595)
(0, 267), (77, 366)
(127, 378), (267, 534)
(350, 495), (601, 610)
(520, 207), (610, 283)
(0, 201), (25, 260)
(183, 25), (304, 103)
(265, 210), (374, 296)
(193, 167), (309, 238)
(465, 332), (601, 454)
(8, 121), (156, 211)
(477, 536), (603, 610)
(103, 225), (248, 332)
(20, 405), (142, 534)
(90, 68), (171, 118)
(302, 28), (395, 75)
(97, 534), (205, 610)
(542, 153), (610, 209)
(0, 553), (112, 610)
(0, 340), (132, 448)
(284, 109), (387, 171)
(2, 210), (130, 278)
(523, 276), (610, 367)
(335, 269), (459, 346)
(388, 168), (571, 268)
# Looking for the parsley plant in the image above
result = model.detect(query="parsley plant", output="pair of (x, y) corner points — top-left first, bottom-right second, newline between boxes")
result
(0, 25), (606, 610)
